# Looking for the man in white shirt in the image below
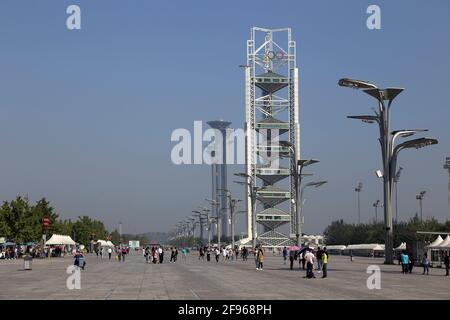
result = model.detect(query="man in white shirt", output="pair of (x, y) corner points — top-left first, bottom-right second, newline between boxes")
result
(304, 250), (316, 279)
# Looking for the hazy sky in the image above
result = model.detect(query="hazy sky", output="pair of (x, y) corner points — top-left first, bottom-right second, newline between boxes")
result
(1, 0), (449, 235)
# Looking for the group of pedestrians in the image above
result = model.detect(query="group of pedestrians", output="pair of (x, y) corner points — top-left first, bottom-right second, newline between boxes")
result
(169, 247), (179, 262)
(194, 246), (250, 263)
(144, 246), (164, 264)
(401, 250), (449, 276)
(95, 247), (113, 260)
(282, 246), (329, 279)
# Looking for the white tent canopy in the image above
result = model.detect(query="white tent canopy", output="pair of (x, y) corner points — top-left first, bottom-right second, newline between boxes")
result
(395, 242), (407, 250)
(45, 234), (75, 245)
(428, 235), (444, 248)
(97, 240), (114, 247)
(438, 235), (450, 249)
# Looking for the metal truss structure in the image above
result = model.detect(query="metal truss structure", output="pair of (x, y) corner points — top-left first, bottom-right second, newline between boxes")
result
(244, 27), (299, 247)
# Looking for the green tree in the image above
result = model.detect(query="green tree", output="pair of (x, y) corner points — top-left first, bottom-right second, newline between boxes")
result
(31, 198), (60, 241)
(110, 229), (120, 245)
(73, 216), (108, 246)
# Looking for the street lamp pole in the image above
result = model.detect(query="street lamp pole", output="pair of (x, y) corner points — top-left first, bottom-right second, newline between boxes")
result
(217, 188), (242, 251)
(394, 167), (403, 223)
(339, 77), (438, 264)
(355, 182), (363, 224)
(416, 191), (426, 221)
(279, 141), (320, 247)
(299, 181), (328, 235)
(373, 200), (381, 223)
(205, 199), (221, 248)
(198, 207), (212, 247)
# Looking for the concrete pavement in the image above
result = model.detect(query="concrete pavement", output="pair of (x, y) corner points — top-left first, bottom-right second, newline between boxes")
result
(0, 251), (449, 299)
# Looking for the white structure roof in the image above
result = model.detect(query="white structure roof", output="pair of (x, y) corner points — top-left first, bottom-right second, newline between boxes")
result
(97, 240), (114, 247)
(428, 235), (444, 248)
(438, 235), (450, 249)
(346, 243), (385, 250)
(395, 242), (407, 250)
(45, 234), (76, 245)
(325, 245), (346, 250)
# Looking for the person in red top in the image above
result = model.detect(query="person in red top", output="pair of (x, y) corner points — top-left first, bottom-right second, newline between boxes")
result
(121, 247), (127, 262)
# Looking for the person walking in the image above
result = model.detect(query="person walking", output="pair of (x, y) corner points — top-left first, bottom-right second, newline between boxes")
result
(153, 249), (158, 263)
(253, 247), (260, 268)
(408, 252), (414, 274)
(289, 250), (295, 270)
(108, 247), (112, 260)
(158, 247), (164, 264)
(257, 248), (264, 270)
(299, 251), (304, 270)
(145, 247), (150, 263)
(215, 247), (220, 263)
(282, 247), (288, 265)
(444, 252), (449, 276)
(206, 248), (211, 262)
(174, 247), (179, 262)
(121, 247), (127, 262)
(422, 253), (429, 275)
(322, 248), (328, 278)
(316, 247), (323, 272)
(181, 248), (187, 262)
(401, 251), (410, 274)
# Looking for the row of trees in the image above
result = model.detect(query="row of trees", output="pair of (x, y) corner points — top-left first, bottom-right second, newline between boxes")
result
(324, 215), (450, 246)
(0, 196), (117, 247)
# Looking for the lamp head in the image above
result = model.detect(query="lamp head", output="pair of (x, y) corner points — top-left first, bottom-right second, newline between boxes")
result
(338, 78), (377, 89)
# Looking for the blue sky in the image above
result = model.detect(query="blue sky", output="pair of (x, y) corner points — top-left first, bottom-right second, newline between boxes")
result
(0, 0), (449, 234)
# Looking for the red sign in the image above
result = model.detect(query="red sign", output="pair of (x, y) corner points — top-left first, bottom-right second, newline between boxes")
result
(42, 217), (50, 230)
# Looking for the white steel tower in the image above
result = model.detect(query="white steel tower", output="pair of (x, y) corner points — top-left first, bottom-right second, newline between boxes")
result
(244, 27), (299, 247)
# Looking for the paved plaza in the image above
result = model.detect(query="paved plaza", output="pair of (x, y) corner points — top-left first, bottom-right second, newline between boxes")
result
(0, 251), (449, 300)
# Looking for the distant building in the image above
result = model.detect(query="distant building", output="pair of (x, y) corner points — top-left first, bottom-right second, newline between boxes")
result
(128, 240), (140, 249)
(302, 235), (325, 248)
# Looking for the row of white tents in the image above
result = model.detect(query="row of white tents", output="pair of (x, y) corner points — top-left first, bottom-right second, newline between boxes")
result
(96, 240), (115, 248)
(325, 236), (450, 253)
(427, 235), (450, 249)
(44, 234), (115, 248)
